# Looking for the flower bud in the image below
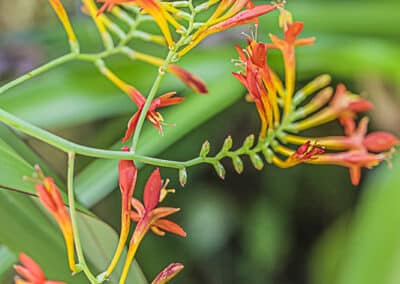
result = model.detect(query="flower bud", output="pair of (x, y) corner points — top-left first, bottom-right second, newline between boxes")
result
(363, 132), (399, 152)
(179, 168), (188, 187)
(200, 140), (210, 158)
(213, 162), (226, 180)
(222, 136), (233, 152)
(250, 153), (264, 170)
(232, 156), (244, 174)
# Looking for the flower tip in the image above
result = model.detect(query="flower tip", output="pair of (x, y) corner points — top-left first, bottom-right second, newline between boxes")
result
(363, 132), (399, 152)
(152, 263), (184, 284)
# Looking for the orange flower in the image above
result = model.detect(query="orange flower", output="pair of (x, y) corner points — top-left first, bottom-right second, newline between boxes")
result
(179, 3), (277, 56)
(97, 0), (179, 47)
(268, 21), (315, 114)
(31, 166), (77, 273)
(233, 39), (280, 137)
(14, 253), (65, 284)
(152, 263), (184, 284)
(104, 147), (137, 277)
(123, 89), (184, 142)
(295, 84), (373, 132)
(120, 168), (186, 283)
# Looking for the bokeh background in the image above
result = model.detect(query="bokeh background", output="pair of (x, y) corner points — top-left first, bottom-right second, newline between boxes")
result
(0, 1), (400, 283)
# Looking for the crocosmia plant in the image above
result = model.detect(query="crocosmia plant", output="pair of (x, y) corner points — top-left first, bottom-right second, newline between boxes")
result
(0, 0), (398, 283)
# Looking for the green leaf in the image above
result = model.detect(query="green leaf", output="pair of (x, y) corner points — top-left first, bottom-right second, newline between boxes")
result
(0, 246), (17, 278)
(0, 127), (147, 283)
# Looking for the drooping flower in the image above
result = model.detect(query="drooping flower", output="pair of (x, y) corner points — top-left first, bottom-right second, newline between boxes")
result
(123, 90), (184, 142)
(152, 263), (184, 284)
(103, 147), (137, 277)
(14, 253), (66, 284)
(119, 168), (186, 283)
(179, 2), (277, 56)
(97, 0), (180, 47)
(29, 166), (77, 273)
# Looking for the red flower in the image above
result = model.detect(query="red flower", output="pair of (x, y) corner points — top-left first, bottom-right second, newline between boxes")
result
(130, 168), (186, 238)
(268, 22), (315, 113)
(14, 253), (65, 284)
(103, 147), (138, 277)
(233, 39), (280, 137)
(30, 166), (76, 273)
(123, 88), (184, 142)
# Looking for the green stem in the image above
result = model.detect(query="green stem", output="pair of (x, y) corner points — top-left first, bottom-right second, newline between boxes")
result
(0, 107), (200, 168)
(130, 49), (175, 152)
(0, 53), (77, 95)
(67, 152), (100, 284)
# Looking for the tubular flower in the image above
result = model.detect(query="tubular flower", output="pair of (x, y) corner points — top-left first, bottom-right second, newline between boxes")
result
(295, 84), (373, 132)
(30, 166), (77, 273)
(233, 39), (281, 137)
(14, 254), (65, 284)
(152, 263), (184, 284)
(119, 168), (186, 283)
(179, 2), (277, 56)
(104, 147), (137, 277)
(97, 0), (180, 47)
(309, 117), (397, 185)
(123, 89), (184, 142)
(268, 21), (315, 114)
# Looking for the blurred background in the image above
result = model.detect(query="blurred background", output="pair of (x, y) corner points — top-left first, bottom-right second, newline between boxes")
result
(0, 0), (400, 283)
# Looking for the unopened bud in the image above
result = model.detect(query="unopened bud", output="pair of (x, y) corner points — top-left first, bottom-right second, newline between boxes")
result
(213, 162), (226, 180)
(232, 156), (244, 174)
(179, 168), (188, 187)
(363, 132), (399, 152)
(243, 134), (255, 149)
(250, 153), (264, 170)
(222, 136), (233, 152)
(200, 141), (210, 158)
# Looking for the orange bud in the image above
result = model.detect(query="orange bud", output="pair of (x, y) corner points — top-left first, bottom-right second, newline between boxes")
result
(363, 132), (399, 152)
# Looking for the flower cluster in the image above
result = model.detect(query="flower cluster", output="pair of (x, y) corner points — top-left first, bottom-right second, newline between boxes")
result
(231, 7), (398, 185)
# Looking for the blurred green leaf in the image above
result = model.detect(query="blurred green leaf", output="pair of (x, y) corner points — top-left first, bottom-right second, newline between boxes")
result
(0, 246), (17, 280)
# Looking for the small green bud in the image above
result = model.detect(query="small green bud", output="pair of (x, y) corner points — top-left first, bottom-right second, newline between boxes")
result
(243, 134), (255, 149)
(200, 140), (210, 158)
(262, 148), (274, 164)
(222, 136), (233, 152)
(213, 162), (226, 180)
(250, 153), (264, 170)
(232, 156), (244, 174)
(179, 168), (187, 187)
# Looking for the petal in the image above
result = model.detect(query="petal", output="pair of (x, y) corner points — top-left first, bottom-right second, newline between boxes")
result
(150, 225), (166, 236)
(285, 22), (304, 43)
(157, 92), (185, 108)
(130, 211), (141, 222)
(18, 254), (46, 282)
(144, 168), (162, 211)
(118, 147), (137, 212)
(131, 198), (145, 217)
(122, 110), (142, 142)
(154, 219), (187, 237)
(349, 166), (361, 186)
(151, 207), (180, 219)
(168, 65), (208, 94)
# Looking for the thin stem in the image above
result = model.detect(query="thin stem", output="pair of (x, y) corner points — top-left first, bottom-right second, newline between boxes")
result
(67, 152), (99, 284)
(0, 107), (198, 168)
(0, 53), (77, 95)
(130, 49), (175, 152)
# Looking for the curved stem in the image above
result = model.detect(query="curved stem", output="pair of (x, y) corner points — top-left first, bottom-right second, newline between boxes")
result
(0, 53), (77, 95)
(67, 152), (100, 284)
